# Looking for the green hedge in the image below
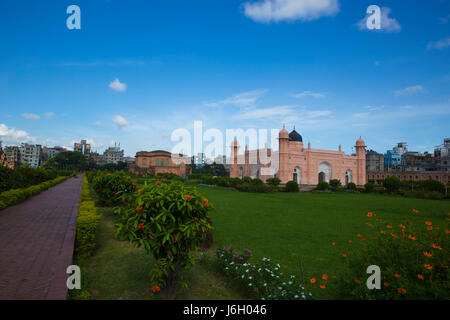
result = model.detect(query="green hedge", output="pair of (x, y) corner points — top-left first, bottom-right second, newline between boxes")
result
(75, 175), (102, 258)
(0, 176), (70, 211)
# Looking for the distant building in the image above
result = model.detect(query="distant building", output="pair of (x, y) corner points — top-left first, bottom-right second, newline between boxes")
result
(130, 150), (189, 176)
(2, 146), (20, 169)
(384, 150), (402, 172)
(366, 150), (384, 172)
(367, 171), (450, 185)
(393, 142), (408, 156)
(42, 146), (68, 161)
(74, 140), (91, 155)
(18, 143), (42, 168)
(434, 138), (450, 172)
(191, 153), (207, 167)
(402, 151), (435, 172)
(103, 145), (124, 164)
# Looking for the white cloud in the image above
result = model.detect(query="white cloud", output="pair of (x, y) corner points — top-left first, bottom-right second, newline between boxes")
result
(109, 78), (127, 92)
(204, 89), (268, 107)
(0, 123), (36, 145)
(113, 115), (129, 128)
(234, 105), (332, 122)
(44, 112), (55, 118)
(22, 113), (40, 120)
(292, 90), (325, 99)
(243, 0), (339, 23)
(394, 85), (427, 96)
(427, 37), (450, 51)
(357, 7), (401, 33)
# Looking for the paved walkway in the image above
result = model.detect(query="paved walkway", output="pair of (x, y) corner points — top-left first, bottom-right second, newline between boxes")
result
(0, 176), (82, 300)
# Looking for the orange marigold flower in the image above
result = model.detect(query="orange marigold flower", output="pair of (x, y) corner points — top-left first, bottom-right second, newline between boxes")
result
(357, 234), (362, 238)
(203, 199), (210, 208)
(408, 235), (416, 240)
(355, 280), (361, 285)
(322, 274), (328, 280)
(320, 285), (326, 289)
(384, 282), (390, 287)
(367, 212), (373, 217)
(412, 209), (419, 213)
(417, 274), (424, 280)
(390, 233), (398, 239)
(425, 221), (432, 226)
(194, 217), (199, 221)
(331, 241), (336, 246)
(397, 288), (407, 295)
(348, 240), (352, 243)
(310, 278), (316, 284)
(342, 253), (347, 258)
(424, 264), (433, 270)
(380, 230), (386, 234)
(427, 226), (433, 231)
(432, 244), (442, 250)
(156, 181), (162, 185)
(152, 285), (161, 292)
(394, 274), (401, 278)
(136, 206), (143, 212)
(184, 194), (192, 202)
(423, 251), (433, 258)
(386, 225), (392, 229)
(137, 223), (144, 230)
(399, 224), (406, 229)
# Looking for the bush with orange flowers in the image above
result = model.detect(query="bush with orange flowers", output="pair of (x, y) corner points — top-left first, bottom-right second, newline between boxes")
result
(91, 171), (136, 206)
(114, 181), (213, 299)
(332, 211), (449, 299)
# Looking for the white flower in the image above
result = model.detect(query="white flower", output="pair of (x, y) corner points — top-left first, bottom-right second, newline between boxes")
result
(294, 295), (299, 299)
(241, 275), (245, 279)
(249, 283), (252, 286)
(263, 283), (267, 287)
(249, 276), (252, 280)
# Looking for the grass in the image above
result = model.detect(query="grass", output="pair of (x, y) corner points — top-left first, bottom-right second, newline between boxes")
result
(75, 184), (449, 299)
(196, 186), (449, 298)
(75, 206), (246, 300)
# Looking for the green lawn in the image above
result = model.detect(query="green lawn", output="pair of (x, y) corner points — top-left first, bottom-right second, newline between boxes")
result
(76, 185), (449, 299)
(197, 186), (449, 298)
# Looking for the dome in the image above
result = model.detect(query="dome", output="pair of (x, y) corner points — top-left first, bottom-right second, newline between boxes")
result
(289, 129), (303, 142)
(356, 137), (365, 147)
(279, 128), (289, 139)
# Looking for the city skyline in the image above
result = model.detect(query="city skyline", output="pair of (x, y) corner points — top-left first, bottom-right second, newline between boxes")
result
(0, 0), (449, 157)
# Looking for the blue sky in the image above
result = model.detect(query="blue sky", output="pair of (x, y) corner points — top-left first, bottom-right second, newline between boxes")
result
(0, 0), (449, 157)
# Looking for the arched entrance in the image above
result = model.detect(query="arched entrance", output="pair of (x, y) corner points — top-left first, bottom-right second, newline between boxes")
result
(345, 169), (353, 185)
(293, 167), (301, 185)
(318, 162), (332, 183)
(239, 167), (243, 179)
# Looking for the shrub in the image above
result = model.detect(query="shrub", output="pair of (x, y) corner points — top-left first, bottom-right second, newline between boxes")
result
(419, 180), (446, 194)
(329, 179), (341, 191)
(384, 176), (401, 193)
(346, 182), (357, 191)
(266, 177), (281, 187)
(229, 178), (243, 189)
(75, 176), (102, 258)
(114, 181), (213, 299)
(364, 182), (375, 193)
(216, 176), (230, 187)
(242, 176), (252, 184)
(330, 211), (449, 299)
(423, 191), (445, 200)
(91, 171), (137, 206)
(316, 181), (329, 191)
(216, 246), (313, 300)
(285, 181), (299, 192)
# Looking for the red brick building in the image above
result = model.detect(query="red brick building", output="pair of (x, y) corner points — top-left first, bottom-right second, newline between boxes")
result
(129, 150), (190, 176)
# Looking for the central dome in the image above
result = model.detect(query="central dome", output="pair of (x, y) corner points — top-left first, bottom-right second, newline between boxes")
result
(289, 129), (303, 142)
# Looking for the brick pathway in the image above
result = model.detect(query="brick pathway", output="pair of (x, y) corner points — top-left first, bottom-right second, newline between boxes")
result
(0, 176), (82, 300)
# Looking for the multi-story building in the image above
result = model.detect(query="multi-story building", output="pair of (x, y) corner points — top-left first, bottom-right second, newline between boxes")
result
(103, 145), (124, 164)
(366, 150), (384, 172)
(18, 143), (42, 168)
(402, 151), (435, 172)
(393, 142), (408, 156)
(42, 146), (67, 161)
(434, 138), (450, 172)
(74, 140), (91, 155)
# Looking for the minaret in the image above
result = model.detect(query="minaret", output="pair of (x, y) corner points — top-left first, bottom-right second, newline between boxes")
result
(230, 138), (239, 178)
(278, 127), (289, 183)
(355, 137), (366, 186)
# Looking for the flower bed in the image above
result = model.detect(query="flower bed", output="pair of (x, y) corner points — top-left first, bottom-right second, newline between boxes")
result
(0, 175), (70, 211)
(216, 246), (313, 300)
